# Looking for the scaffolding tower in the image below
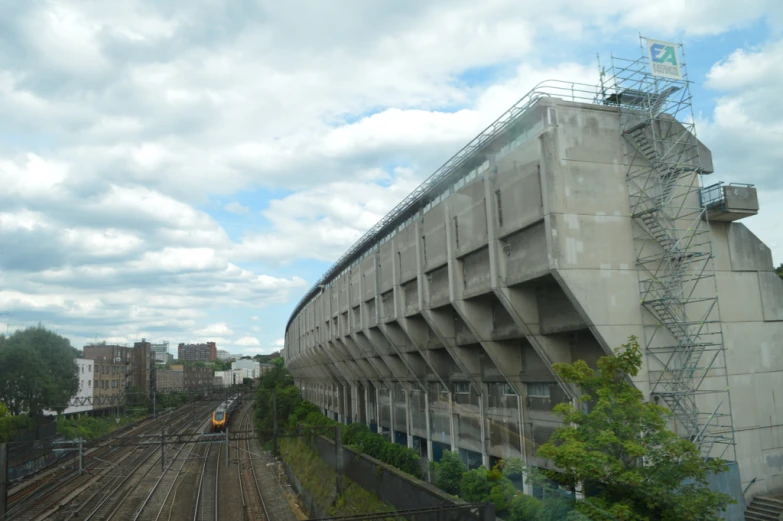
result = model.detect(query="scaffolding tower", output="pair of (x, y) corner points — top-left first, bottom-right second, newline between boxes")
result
(601, 38), (736, 461)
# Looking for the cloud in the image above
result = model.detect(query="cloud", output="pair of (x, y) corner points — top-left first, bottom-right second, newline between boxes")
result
(235, 336), (260, 346)
(224, 201), (250, 214)
(700, 38), (783, 262)
(1, 0), (781, 352)
(194, 323), (234, 336)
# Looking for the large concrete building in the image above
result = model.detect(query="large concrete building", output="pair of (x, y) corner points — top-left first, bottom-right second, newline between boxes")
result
(284, 56), (783, 503)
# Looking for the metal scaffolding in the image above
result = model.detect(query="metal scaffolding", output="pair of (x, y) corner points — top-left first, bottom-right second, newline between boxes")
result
(601, 38), (736, 460)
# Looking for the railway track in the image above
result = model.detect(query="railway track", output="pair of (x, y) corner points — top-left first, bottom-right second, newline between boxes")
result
(5, 401), (218, 521)
(238, 404), (270, 521)
(63, 402), (219, 521)
(130, 424), (206, 521)
(193, 442), (220, 521)
(5, 412), (164, 510)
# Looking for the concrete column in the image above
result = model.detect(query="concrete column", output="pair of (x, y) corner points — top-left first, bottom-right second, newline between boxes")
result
(365, 384), (372, 428)
(448, 391), (457, 452)
(376, 385), (382, 435)
(341, 383), (351, 423)
(478, 383), (490, 468)
(424, 390), (434, 462)
(405, 389), (414, 449)
(389, 385), (396, 443)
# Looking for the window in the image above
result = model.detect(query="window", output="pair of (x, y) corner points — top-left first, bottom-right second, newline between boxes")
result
(454, 382), (470, 395)
(89, 365), (92, 372)
(88, 380), (91, 387)
(81, 366), (84, 374)
(501, 383), (516, 396)
(495, 190), (503, 227)
(527, 383), (551, 398)
(112, 380), (118, 388)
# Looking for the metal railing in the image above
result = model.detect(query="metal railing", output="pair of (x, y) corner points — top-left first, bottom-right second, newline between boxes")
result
(699, 182), (755, 209)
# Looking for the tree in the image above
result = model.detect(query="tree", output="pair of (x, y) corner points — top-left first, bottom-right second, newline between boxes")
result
(776, 263), (783, 279)
(536, 337), (734, 520)
(435, 450), (466, 496)
(508, 494), (542, 521)
(0, 325), (79, 416)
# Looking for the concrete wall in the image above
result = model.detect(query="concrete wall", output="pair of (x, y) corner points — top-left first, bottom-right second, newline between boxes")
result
(311, 435), (468, 513)
(285, 97), (783, 500)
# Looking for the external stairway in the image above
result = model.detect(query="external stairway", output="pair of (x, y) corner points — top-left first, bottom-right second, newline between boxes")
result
(745, 496), (783, 521)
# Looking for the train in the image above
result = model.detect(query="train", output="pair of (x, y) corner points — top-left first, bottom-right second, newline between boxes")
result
(211, 395), (239, 433)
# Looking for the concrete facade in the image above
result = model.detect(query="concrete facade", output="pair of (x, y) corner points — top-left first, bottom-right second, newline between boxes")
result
(283, 96), (783, 498)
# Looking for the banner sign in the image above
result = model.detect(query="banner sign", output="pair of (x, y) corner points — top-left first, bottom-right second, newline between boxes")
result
(647, 39), (682, 80)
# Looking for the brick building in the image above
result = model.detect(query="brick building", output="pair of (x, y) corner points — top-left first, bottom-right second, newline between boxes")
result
(156, 369), (184, 389)
(177, 342), (217, 361)
(155, 365), (214, 391)
(83, 342), (153, 408)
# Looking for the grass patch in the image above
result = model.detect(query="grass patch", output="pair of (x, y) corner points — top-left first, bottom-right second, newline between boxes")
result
(56, 413), (146, 440)
(280, 437), (395, 518)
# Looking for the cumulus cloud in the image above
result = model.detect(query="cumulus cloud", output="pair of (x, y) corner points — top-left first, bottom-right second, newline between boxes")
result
(224, 201), (250, 214)
(194, 323), (234, 336)
(700, 38), (783, 262)
(1, 0), (780, 351)
(235, 336), (261, 346)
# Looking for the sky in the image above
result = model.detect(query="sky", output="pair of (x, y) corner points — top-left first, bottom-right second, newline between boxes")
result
(1, 1), (782, 357)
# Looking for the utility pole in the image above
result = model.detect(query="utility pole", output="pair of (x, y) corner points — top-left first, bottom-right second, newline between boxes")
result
(1, 443), (7, 519)
(160, 430), (166, 471)
(272, 390), (278, 455)
(78, 438), (83, 475)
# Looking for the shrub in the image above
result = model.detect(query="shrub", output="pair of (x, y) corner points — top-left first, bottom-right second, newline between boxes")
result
(508, 493), (542, 521)
(343, 421), (370, 445)
(460, 466), (493, 502)
(436, 450), (466, 496)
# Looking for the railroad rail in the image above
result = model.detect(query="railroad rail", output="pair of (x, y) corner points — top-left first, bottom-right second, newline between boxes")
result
(64, 402), (219, 521)
(5, 401), (218, 521)
(193, 442), (220, 521)
(238, 404), (270, 521)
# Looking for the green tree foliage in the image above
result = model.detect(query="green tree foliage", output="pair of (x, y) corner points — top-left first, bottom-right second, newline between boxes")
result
(776, 263), (783, 279)
(125, 385), (152, 414)
(508, 493), (542, 521)
(211, 359), (230, 371)
(254, 362), (299, 433)
(460, 464), (516, 514)
(0, 402), (32, 442)
(0, 325), (79, 416)
(434, 450), (466, 496)
(537, 337), (734, 520)
(460, 466), (494, 502)
(57, 414), (139, 440)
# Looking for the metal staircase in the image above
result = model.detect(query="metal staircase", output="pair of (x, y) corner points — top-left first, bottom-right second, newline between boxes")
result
(602, 39), (736, 461)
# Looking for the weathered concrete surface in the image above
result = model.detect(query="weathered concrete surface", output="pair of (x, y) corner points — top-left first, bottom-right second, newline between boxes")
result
(285, 96), (783, 499)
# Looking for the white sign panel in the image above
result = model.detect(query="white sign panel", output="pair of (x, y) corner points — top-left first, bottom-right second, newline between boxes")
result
(646, 39), (682, 80)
